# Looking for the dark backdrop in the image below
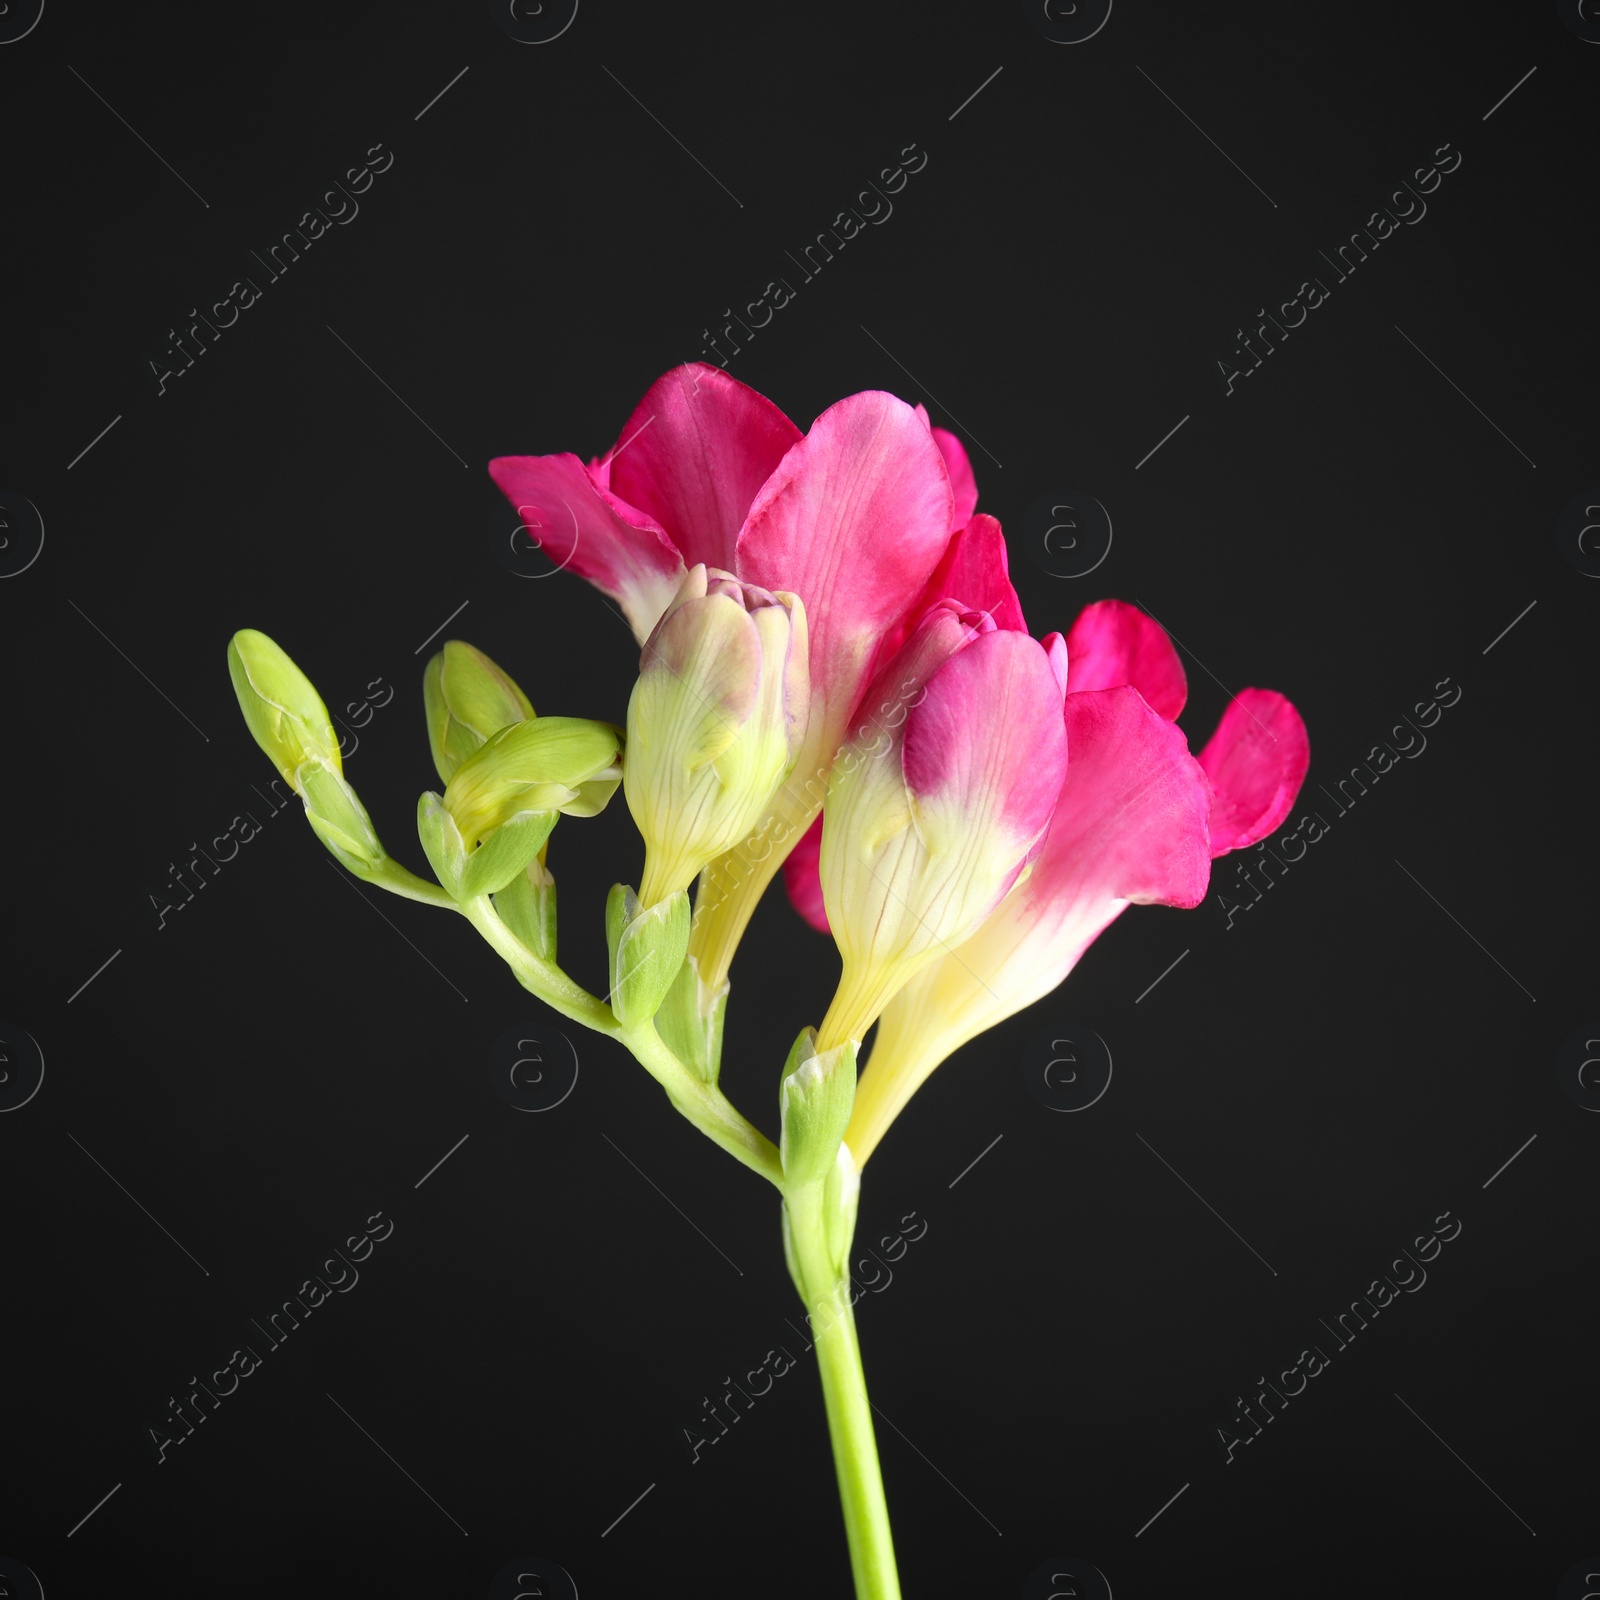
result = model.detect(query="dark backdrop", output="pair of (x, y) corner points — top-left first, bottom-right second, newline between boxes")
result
(5, 2), (1597, 1595)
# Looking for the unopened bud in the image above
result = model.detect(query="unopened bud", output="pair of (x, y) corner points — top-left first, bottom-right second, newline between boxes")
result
(625, 565), (807, 907)
(227, 631), (391, 874)
(445, 716), (622, 849)
(227, 629), (342, 788)
(423, 640), (535, 785)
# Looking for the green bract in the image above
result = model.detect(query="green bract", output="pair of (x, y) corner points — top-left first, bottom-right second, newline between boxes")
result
(654, 954), (729, 1086)
(605, 884), (691, 1027)
(416, 792), (469, 897)
(778, 1027), (857, 1190)
(495, 858), (558, 962)
(297, 759), (384, 871)
(418, 792), (558, 901)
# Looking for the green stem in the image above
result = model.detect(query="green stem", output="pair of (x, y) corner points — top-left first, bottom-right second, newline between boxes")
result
(788, 1185), (901, 1600)
(357, 855), (462, 910)
(458, 894), (783, 1188)
(622, 1020), (784, 1188)
(459, 892), (619, 1033)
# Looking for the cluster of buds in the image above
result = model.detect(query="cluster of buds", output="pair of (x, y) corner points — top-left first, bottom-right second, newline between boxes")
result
(224, 561), (811, 1047)
(227, 630), (623, 965)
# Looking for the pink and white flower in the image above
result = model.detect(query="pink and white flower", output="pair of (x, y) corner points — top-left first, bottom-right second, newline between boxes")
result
(814, 593), (1069, 1052)
(844, 598), (1308, 1163)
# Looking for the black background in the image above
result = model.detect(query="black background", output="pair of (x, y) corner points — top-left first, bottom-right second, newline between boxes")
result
(5, 1), (1597, 1595)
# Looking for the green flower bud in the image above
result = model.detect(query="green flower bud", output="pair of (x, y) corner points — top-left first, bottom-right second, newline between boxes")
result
(423, 640), (536, 786)
(444, 717), (623, 850)
(494, 857), (557, 963)
(227, 629), (342, 789)
(625, 565), (808, 908)
(225, 631), (397, 876)
(653, 954), (729, 1085)
(778, 1028), (857, 1190)
(605, 883), (691, 1027)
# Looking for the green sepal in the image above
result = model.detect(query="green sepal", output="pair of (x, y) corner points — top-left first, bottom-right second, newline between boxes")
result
(605, 884), (691, 1027)
(417, 791), (468, 897)
(778, 1028), (858, 1190)
(423, 640), (536, 787)
(495, 858), (557, 962)
(296, 759), (384, 871)
(653, 954), (729, 1085)
(459, 809), (557, 900)
(227, 629), (341, 787)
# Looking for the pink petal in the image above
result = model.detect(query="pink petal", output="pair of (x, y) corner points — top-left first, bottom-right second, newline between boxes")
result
(931, 427), (978, 527)
(1046, 687), (1214, 910)
(902, 628), (1068, 850)
(912, 404), (980, 529)
(870, 513), (1027, 674)
(1063, 598), (1187, 720)
(933, 685), (1211, 1027)
(1197, 689), (1310, 855)
(488, 452), (686, 642)
(736, 390), (954, 773)
(854, 598), (992, 742)
(919, 513), (1027, 632)
(781, 812), (831, 933)
(607, 364), (802, 575)
(1042, 631), (1069, 701)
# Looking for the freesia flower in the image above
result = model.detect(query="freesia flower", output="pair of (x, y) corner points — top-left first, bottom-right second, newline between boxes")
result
(229, 355), (1310, 1600)
(814, 591), (1069, 1052)
(489, 365), (974, 991)
(843, 598), (1309, 1163)
(624, 564), (808, 908)
(781, 511), (1025, 937)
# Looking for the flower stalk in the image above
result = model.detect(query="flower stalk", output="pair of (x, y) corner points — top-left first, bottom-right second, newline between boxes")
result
(785, 1165), (901, 1600)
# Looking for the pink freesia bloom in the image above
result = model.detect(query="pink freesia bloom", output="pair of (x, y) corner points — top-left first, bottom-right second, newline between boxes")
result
(815, 596), (1069, 1052)
(843, 597), (1309, 1163)
(490, 365), (977, 990)
(782, 512), (1021, 937)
